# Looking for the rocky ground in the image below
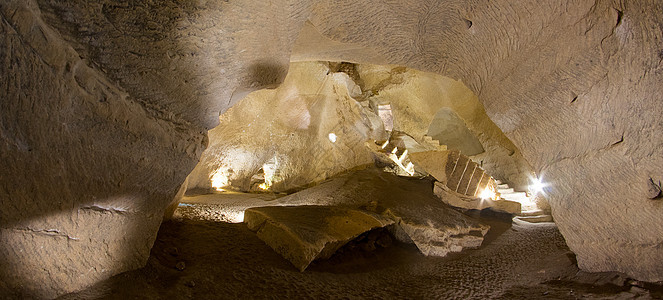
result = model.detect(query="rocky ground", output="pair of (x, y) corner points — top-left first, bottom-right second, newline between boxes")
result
(59, 202), (662, 299)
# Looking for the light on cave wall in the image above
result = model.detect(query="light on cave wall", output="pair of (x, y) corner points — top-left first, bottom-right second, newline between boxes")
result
(211, 168), (230, 191)
(480, 187), (497, 200)
(328, 132), (337, 143)
(228, 211), (245, 223)
(529, 176), (546, 195)
(258, 158), (279, 190)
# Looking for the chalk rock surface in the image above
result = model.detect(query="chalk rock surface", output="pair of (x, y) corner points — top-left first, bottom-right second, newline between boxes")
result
(247, 168), (489, 267)
(244, 205), (395, 271)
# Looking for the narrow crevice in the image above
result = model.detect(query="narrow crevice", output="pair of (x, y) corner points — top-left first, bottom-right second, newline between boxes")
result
(570, 92), (578, 103)
(463, 18), (473, 29)
(615, 9), (623, 28)
(611, 134), (624, 146)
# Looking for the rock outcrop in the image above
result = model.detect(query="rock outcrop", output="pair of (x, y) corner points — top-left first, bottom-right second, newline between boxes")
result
(0, 0), (306, 297)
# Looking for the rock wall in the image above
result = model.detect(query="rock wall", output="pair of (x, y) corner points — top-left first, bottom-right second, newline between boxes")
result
(0, 0), (308, 297)
(186, 61), (383, 193)
(1, 0), (662, 297)
(356, 64), (534, 191)
(188, 61), (528, 195)
(299, 0), (663, 281)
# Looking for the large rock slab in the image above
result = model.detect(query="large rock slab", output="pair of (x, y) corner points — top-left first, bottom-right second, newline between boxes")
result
(247, 168), (490, 266)
(244, 206), (394, 271)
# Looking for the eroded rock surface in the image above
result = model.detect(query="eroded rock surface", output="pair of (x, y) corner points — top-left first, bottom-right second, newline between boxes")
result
(300, 0), (663, 281)
(0, 0), (306, 297)
(2, 0), (662, 296)
(244, 168), (489, 268)
(185, 61), (384, 193)
(244, 206), (395, 271)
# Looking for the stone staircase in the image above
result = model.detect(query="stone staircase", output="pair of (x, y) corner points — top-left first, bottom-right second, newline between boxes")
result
(421, 135), (447, 151)
(370, 132), (553, 222)
(495, 180), (553, 223)
(371, 132), (445, 177)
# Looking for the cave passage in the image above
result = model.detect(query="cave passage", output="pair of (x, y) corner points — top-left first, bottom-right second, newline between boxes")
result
(162, 61), (554, 273)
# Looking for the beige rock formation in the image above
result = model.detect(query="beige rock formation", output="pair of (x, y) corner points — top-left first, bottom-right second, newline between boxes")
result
(355, 64), (534, 192)
(273, 168), (489, 254)
(1, 0), (662, 297)
(298, 0), (663, 282)
(185, 61), (384, 193)
(244, 205), (395, 271)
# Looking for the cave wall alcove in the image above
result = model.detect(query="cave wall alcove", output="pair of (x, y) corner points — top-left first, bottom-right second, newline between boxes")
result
(1, 0), (662, 298)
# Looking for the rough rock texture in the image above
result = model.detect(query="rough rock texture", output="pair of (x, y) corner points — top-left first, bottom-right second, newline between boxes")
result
(244, 205), (395, 271)
(297, 0), (663, 282)
(241, 168), (489, 268)
(265, 167), (490, 258)
(2, 0), (662, 296)
(188, 61), (529, 195)
(427, 107), (485, 156)
(0, 2), (207, 298)
(0, 0), (307, 297)
(186, 61), (384, 193)
(355, 64), (534, 191)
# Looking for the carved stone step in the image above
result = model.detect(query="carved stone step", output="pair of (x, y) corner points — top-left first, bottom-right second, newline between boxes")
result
(515, 215), (554, 223)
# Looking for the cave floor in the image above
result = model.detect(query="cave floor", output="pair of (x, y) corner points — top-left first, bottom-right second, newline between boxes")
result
(60, 193), (659, 299)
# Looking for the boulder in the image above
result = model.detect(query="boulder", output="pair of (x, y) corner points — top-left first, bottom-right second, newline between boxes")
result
(245, 168), (490, 268)
(244, 206), (394, 271)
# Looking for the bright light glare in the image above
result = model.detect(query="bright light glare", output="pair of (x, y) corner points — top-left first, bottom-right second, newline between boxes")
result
(328, 132), (337, 143)
(480, 188), (496, 200)
(260, 159), (278, 191)
(210, 168), (230, 191)
(229, 211), (245, 223)
(530, 177), (545, 194)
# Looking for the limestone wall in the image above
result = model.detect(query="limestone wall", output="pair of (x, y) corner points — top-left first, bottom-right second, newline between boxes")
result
(300, 0), (663, 282)
(0, 0), (308, 297)
(186, 62), (382, 193)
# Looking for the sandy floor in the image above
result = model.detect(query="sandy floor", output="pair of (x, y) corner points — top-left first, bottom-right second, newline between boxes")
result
(60, 189), (662, 299)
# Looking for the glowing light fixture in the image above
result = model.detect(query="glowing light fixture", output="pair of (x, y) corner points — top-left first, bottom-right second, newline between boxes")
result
(328, 132), (337, 143)
(399, 149), (408, 163)
(530, 176), (545, 195)
(380, 140), (389, 149)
